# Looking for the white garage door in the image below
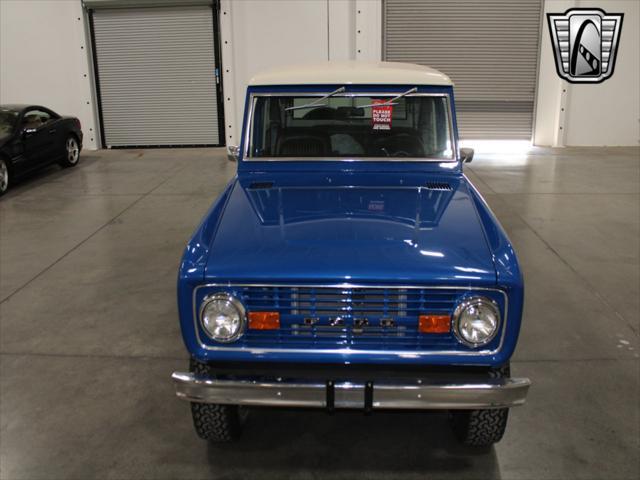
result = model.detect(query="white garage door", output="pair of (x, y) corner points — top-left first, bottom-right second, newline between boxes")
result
(384, 0), (542, 140)
(92, 6), (221, 147)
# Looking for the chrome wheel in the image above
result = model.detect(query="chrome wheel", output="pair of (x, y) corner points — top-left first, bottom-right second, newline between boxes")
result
(66, 137), (79, 165)
(0, 159), (8, 194)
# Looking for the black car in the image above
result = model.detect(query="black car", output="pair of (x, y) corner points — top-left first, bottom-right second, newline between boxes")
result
(0, 104), (84, 196)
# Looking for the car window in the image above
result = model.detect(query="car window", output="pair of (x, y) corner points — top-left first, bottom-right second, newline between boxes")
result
(22, 109), (52, 130)
(248, 94), (454, 160)
(0, 109), (18, 138)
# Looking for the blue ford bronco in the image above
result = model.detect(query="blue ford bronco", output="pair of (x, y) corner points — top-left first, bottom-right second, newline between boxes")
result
(172, 61), (530, 447)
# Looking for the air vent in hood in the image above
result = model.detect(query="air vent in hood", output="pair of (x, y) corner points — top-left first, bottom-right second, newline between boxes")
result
(425, 181), (452, 191)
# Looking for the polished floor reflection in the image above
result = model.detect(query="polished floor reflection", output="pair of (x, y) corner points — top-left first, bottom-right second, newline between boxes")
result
(0, 146), (638, 479)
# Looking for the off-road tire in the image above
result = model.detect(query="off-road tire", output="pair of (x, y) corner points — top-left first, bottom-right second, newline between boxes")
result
(448, 364), (511, 447)
(189, 358), (245, 442)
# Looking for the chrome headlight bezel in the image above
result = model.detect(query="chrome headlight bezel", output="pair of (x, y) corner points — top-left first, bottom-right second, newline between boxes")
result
(199, 292), (246, 343)
(452, 296), (501, 348)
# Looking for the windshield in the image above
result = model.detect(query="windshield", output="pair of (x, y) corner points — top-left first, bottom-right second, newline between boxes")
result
(247, 93), (454, 160)
(0, 109), (18, 139)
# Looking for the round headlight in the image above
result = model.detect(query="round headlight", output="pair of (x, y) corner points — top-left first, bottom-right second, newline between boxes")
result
(453, 296), (500, 348)
(200, 293), (246, 343)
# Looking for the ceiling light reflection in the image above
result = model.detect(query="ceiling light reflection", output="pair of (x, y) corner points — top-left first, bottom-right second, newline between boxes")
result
(419, 250), (444, 258)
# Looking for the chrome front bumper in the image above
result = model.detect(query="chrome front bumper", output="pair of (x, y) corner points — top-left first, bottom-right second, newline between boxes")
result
(172, 372), (531, 410)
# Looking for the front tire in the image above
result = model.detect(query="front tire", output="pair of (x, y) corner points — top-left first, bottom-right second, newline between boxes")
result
(0, 157), (10, 196)
(448, 364), (511, 447)
(189, 358), (246, 442)
(59, 136), (80, 168)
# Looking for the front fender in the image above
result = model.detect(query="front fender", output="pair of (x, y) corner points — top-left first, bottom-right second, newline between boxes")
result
(465, 177), (525, 363)
(177, 178), (237, 354)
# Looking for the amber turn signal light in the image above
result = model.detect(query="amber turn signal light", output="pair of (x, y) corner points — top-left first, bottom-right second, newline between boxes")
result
(248, 311), (280, 330)
(419, 314), (451, 333)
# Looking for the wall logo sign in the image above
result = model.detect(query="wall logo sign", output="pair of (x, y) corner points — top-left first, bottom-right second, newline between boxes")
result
(547, 8), (623, 83)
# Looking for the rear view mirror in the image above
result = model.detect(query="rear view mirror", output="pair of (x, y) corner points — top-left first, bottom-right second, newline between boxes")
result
(460, 147), (474, 163)
(227, 145), (239, 162)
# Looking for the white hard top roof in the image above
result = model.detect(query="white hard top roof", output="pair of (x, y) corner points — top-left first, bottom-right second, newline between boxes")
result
(249, 61), (453, 87)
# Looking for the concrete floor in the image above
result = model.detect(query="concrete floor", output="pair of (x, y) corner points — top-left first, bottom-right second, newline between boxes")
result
(0, 146), (638, 480)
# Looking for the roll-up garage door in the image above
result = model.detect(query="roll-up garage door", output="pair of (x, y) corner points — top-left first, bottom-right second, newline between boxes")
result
(91, 6), (221, 147)
(384, 0), (542, 139)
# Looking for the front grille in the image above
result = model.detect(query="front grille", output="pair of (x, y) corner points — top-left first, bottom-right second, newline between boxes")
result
(290, 287), (411, 316)
(233, 286), (466, 350)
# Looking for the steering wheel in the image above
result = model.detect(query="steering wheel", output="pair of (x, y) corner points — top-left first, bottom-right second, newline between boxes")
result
(375, 133), (424, 158)
(392, 150), (410, 157)
(379, 147), (411, 157)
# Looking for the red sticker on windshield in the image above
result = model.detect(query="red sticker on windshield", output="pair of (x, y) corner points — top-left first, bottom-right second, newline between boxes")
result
(371, 99), (392, 130)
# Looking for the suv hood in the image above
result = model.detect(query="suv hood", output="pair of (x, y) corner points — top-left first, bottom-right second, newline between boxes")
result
(205, 173), (496, 285)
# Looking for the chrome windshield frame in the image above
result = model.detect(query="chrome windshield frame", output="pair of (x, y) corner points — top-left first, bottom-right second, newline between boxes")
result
(243, 91), (458, 163)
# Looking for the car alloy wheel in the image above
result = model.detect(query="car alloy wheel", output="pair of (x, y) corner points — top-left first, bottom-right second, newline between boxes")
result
(66, 137), (79, 165)
(0, 159), (8, 194)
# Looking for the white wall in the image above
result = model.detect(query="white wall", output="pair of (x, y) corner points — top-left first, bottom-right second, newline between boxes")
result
(0, 0), (99, 149)
(220, 0), (381, 146)
(354, 0), (382, 61)
(219, 0), (328, 148)
(564, 0), (639, 146)
(329, 0), (356, 61)
(534, 0), (574, 147)
(534, 0), (640, 146)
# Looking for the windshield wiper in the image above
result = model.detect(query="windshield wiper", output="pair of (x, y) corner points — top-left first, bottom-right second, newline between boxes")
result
(284, 86), (346, 112)
(359, 87), (418, 108)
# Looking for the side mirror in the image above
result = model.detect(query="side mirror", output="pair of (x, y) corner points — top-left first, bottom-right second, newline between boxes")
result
(227, 145), (239, 162)
(460, 147), (474, 163)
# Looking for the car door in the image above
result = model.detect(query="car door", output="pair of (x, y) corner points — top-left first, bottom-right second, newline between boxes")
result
(37, 108), (65, 162)
(19, 109), (56, 168)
